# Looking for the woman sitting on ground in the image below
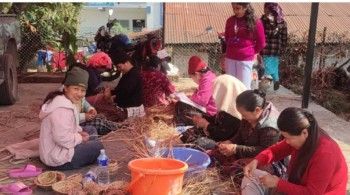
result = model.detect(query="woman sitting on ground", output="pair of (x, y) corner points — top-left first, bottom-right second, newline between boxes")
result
(242, 107), (348, 195)
(169, 75), (246, 150)
(141, 55), (175, 107)
(173, 55), (217, 126)
(63, 63), (118, 135)
(39, 67), (104, 170)
(63, 52), (113, 97)
(87, 49), (145, 122)
(209, 89), (282, 183)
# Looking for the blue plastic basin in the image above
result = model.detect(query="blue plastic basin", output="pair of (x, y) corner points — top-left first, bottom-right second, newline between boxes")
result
(161, 147), (211, 178)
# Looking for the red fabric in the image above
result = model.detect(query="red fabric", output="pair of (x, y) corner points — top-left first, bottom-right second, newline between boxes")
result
(52, 51), (84, 70)
(52, 52), (66, 70)
(75, 51), (84, 63)
(140, 70), (175, 107)
(255, 137), (348, 195)
(86, 52), (112, 69)
(188, 56), (207, 75)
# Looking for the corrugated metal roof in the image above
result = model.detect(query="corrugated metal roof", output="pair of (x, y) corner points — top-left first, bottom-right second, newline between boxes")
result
(164, 3), (350, 44)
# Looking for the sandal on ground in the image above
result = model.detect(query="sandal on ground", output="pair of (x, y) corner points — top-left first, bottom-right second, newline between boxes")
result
(8, 164), (42, 178)
(0, 181), (32, 195)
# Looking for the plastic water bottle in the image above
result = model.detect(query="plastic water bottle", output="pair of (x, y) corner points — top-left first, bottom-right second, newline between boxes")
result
(82, 168), (97, 188)
(97, 149), (110, 185)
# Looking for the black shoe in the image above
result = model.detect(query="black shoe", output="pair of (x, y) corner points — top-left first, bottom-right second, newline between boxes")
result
(274, 81), (280, 91)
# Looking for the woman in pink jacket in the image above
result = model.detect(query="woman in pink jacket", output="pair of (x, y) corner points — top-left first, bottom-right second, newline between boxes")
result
(39, 67), (103, 170)
(174, 56), (217, 126)
(223, 3), (265, 89)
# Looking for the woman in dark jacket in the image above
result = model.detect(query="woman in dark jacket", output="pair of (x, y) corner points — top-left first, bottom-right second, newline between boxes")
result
(87, 49), (145, 122)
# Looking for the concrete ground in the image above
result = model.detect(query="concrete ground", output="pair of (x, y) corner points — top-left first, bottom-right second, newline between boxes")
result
(267, 85), (350, 193)
(0, 79), (349, 194)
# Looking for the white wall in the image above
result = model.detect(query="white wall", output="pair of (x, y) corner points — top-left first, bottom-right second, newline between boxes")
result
(78, 3), (163, 38)
(78, 7), (146, 37)
(146, 3), (163, 29)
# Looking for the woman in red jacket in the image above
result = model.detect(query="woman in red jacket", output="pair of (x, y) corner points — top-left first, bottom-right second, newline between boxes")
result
(242, 107), (348, 195)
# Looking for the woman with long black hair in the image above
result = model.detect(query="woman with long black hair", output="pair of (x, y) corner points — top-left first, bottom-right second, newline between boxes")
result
(242, 107), (348, 194)
(222, 3), (265, 89)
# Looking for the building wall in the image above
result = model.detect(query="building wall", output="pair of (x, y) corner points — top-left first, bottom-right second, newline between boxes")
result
(78, 3), (163, 38)
(146, 3), (163, 29)
(78, 7), (146, 36)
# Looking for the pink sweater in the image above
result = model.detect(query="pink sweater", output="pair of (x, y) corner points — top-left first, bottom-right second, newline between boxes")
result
(225, 15), (265, 61)
(39, 95), (83, 167)
(190, 71), (217, 116)
(255, 137), (348, 194)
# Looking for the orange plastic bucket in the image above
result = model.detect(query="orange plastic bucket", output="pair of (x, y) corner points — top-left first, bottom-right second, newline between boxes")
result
(127, 158), (188, 195)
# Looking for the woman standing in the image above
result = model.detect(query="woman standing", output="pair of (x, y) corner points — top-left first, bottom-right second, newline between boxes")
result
(260, 3), (288, 91)
(39, 67), (103, 170)
(242, 107), (348, 194)
(223, 3), (265, 89)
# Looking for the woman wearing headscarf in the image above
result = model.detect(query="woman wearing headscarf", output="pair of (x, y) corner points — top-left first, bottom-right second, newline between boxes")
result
(63, 52), (113, 97)
(166, 75), (246, 150)
(260, 3), (288, 91)
(84, 52), (113, 96)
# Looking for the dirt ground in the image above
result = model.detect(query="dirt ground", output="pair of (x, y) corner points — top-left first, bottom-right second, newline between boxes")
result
(0, 83), (131, 194)
(0, 79), (198, 194)
(1, 79), (350, 194)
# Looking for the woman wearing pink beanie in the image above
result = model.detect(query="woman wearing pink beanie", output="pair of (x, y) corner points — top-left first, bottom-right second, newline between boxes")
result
(173, 55), (217, 126)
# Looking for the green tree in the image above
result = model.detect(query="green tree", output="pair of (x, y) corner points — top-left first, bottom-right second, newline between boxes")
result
(1, 3), (83, 71)
(112, 22), (129, 35)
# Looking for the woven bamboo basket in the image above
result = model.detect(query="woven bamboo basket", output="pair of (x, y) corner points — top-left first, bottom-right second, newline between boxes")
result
(52, 181), (82, 195)
(108, 159), (118, 177)
(66, 173), (83, 184)
(37, 171), (57, 185)
(35, 171), (66, 190)
(85, 182), (104, 194)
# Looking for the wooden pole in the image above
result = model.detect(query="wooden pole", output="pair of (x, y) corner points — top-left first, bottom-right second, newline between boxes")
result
(302, 3), (319, 108)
